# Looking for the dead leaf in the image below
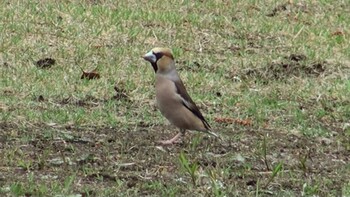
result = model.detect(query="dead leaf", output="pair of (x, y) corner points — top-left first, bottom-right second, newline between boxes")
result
(214, 117), (235, 124)
(81, 68), (100, 80)
(36, 58), (56, 68)
(214, 117), (252, 126)
(236, 119), (252, 126)
(331, 30), (344, 36)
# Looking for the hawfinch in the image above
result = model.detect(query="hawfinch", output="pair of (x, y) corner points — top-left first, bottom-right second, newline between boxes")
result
(143, 47), (218, 145)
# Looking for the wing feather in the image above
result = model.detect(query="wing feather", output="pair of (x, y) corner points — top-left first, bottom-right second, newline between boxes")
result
(174, 80), (211, 130)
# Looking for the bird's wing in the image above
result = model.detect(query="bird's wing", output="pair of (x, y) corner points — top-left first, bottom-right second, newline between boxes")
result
(174, 79), (211, 130)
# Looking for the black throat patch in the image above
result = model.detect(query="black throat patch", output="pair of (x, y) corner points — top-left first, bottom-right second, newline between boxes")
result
(151, 62), (158, 72)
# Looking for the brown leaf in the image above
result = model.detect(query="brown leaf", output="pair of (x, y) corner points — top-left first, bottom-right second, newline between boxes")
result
(36, 58), (56, 68)
(214, 117), (235, 124)
(81, 70), (100, 80)
(237, 119), (252, 126)
(331, 30), (344, 36)
(214, 117), (252, 126)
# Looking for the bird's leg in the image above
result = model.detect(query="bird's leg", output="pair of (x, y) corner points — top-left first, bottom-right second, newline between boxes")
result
(158, 129), (185, 145)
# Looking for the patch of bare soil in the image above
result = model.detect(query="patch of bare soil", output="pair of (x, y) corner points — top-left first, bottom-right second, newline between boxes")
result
(0, 121), (349, 195)
(266, 2), (309, 17)
(56, 95), (108, 107)
(48, 93), (130, 108)
(243, 54), (326, 82)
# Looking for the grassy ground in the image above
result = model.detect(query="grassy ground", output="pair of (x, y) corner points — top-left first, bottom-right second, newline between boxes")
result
(1, 0), (349, 196)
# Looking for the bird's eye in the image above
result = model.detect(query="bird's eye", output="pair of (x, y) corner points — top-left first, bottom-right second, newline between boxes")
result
(153, 52), (163, 60)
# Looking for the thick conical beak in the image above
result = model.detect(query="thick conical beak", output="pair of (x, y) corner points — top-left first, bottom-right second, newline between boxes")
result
(143, 51), (156, 63)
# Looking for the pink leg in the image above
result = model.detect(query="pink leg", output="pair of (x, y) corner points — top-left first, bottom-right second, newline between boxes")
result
(157, 132), (183, 145)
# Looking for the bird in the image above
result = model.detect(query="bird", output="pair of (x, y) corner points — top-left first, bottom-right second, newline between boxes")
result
(142, 47), (218, 145)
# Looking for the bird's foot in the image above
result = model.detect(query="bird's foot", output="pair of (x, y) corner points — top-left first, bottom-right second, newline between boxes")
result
(157, 139), (181, 145)
(157, 132), (182, 146)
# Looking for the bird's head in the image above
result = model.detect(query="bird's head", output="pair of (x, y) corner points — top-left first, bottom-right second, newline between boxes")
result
(143, 47), (174, 73)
